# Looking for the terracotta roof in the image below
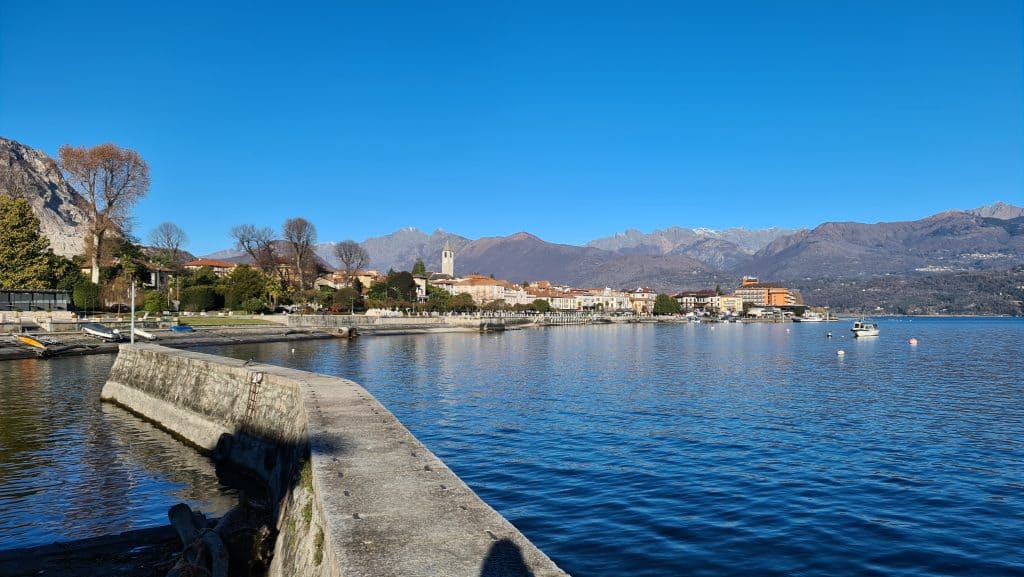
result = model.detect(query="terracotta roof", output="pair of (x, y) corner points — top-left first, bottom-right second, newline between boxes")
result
(454, 277), (514, 288)
(184, 258), (238, 268)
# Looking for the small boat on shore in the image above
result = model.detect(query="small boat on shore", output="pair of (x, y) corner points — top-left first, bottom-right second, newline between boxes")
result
(133, 327), (158, 341)
(851, 320), (880, 337)
(11, 335), (90, 358)
(82, 322), (123, 342)
(169, 325), (195, 333)
(14, 334), (49, 356)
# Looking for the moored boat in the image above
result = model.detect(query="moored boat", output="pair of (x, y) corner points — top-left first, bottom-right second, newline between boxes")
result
(794, 312), (825, 322)
(169, 324), (195, 333)
(133, 327), (158, 341)
(851, 320), (880, 337)
(81, 322), (123, 342)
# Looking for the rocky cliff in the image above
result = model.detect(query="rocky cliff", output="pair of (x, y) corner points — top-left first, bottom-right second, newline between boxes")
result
(0, 136), (89, 257)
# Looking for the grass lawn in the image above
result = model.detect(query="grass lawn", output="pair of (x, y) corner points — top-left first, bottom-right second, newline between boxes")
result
(178, 316), (277, 326)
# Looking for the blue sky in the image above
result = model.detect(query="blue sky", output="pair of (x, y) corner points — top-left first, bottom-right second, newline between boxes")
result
(2, 1), (1021, 256)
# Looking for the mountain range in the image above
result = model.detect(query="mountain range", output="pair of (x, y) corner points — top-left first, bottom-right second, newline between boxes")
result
(320, 207), (1023, 291)
(2, 135), (1022, 298)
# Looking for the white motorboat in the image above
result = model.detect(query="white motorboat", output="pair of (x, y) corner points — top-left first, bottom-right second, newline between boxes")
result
(133, 327), (158, 341)
(794, 312), (825, 322)
(82, 322), (123, 342)
(851, 320), (880, 337)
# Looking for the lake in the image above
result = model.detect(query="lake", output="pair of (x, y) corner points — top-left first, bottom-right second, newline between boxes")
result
(201, 318), (1024, 577)
(2, 318), (1022, 576)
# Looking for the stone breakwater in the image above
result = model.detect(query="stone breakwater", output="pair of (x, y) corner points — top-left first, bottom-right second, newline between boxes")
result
(101, 344), (568, 577)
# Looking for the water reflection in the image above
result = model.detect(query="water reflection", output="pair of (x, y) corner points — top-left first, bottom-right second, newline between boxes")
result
(0, 355), (235, 550)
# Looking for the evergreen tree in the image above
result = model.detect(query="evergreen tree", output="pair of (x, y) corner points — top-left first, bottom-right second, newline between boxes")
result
(412, 258), (427, 276)
(0, 196), (53, 289)
(222, 265), (268, 310)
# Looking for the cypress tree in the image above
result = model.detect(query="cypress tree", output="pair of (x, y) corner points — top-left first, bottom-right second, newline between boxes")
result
(0, 196), (52, 289)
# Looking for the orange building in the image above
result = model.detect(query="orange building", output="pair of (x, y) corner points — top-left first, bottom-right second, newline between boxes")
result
(734, 276), (803, 307)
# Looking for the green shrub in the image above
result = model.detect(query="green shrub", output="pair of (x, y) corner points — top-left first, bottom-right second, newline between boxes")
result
(72, 281), (100, 311)
(531, 299), (552, 313)
(223, 265), (267, 310)
(180, 285), (220, 312)
(241, 297), (267, 314)
(143, 290), (167, 313)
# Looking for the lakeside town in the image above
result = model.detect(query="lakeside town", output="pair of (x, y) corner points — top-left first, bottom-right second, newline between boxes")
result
(3, 235), (811, 325)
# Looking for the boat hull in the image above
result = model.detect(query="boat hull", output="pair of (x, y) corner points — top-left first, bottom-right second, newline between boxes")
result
(851, 320), (880, 337)
(15, 335), (47, 350)
(81, 323), (122, 342)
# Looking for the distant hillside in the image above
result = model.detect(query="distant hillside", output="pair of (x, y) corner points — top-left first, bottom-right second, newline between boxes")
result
(347, 228), (470, 272)
(0, 136), (90, 257)
(454, 232), (714, 291)
(748, 211), (1024, 280)
(204, 248), (248, 262)
(794, 267), (1024, 316)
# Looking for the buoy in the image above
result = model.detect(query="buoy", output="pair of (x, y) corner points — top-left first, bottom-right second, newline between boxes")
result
(826, 332), (832, 338)
(291, 348), (296, 353)
(786, 328), (791, 333)
(837, 350), (845, 356)
(909, 338), (918, 346)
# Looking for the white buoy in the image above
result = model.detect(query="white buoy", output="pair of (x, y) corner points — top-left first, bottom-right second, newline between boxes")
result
(291, 348), (296, 353)
(909, 338), (918, 346)
(786, 328), (791, 333)
(837, 350), (845, 356)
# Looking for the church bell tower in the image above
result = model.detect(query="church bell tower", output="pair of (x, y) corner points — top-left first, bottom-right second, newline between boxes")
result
(441, 240), (454, 277)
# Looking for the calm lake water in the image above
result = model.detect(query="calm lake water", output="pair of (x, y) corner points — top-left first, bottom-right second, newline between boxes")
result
(200, 318), (1024, 577)
(1, 319), (1022, 576)
(0, 354), (236, 551)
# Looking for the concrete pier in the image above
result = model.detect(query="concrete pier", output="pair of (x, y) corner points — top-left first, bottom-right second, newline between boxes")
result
(100, 344), (568, 577)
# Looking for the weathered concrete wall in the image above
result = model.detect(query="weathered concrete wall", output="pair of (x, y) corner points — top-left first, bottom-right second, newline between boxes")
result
(101, 344), (568, 577)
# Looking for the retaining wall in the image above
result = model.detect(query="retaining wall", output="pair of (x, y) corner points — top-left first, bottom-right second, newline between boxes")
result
(101, 344), (568, 577)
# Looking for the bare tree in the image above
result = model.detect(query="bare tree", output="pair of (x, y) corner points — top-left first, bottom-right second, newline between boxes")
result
(148, 222), (188, 268)
(230, 224), (278, 273)
(282, 217), (317, 290)
(334, 240), (369, 284)
(59, 143), (150, 283)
